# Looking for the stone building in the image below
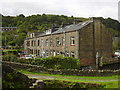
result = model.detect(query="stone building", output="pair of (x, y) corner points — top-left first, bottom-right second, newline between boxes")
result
(24, 18), (112, 66)
(0, 27), (17, 32)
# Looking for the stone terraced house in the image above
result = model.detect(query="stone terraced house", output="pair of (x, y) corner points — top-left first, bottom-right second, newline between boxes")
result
(24, 18), (112, 67)
(0, 27), (17, 32)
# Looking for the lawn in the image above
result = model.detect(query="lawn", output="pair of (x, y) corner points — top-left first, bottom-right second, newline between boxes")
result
(18, 70), (120, 88)
(3, 49), (18, 52)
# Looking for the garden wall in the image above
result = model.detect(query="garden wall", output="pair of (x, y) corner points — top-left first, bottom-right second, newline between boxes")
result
(3, 61), (120, 76)
(32, 80), (105, 89)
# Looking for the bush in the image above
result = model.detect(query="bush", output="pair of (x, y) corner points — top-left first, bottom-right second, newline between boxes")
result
(2, 64), (32, 88)
(3, 54), (18, 62)
(3, 55), (80, 70)
(43, 80), (105, 88)
(34, 55), (80, 69)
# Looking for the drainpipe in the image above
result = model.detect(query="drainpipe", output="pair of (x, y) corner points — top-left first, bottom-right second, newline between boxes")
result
(96, 52), (99, 68)
(76, 30), (80, 59)
(63, 31), (66, 56)
(51, 33), (53, 56)
(93, 19), (97, 68)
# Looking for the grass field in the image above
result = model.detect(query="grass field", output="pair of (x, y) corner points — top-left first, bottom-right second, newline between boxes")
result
(19, 70), (120, 88)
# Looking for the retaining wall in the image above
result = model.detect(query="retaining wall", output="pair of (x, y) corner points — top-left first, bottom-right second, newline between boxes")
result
(2, 61), (120, 76)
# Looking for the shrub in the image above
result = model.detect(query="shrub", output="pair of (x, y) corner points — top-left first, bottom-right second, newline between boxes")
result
(3, 54), (18, 62)
(3, 55), (80, 70)
(30, 55), (80, 69)
(2, 64), (32, 88)
(38, 55), (80, 69)
(43, 80), (105, 88)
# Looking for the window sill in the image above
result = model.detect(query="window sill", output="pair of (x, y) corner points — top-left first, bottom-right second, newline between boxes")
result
(70, 44), (75, 46)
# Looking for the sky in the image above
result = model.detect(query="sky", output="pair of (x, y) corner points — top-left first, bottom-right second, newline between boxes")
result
(0, 0), (120, 20)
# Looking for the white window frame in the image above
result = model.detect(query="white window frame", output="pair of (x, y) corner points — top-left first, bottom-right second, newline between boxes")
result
(56, 37), (61, 46)
(56, 51), (60, 56)
(71, 52), (75, 58)
(50, 38), (53, 46)
(66, 52), (69, 57)
(70, 36), (75, 45)
(45, 50), (49, 57)
(41, 39), (44, 46)
(53, 50), (56, 56)
(34, 40), (36, 46)
(46, 39), (49, 46)
(50, 50), (53, 55)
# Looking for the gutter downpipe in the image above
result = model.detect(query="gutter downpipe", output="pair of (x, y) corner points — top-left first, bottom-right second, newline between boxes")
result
(63, 31), (66, 57)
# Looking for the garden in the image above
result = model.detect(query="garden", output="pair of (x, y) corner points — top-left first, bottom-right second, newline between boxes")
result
(3, 54), (80, 69)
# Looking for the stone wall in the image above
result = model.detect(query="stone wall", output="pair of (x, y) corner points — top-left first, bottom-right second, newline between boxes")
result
(25, 31), (78, 58)
(3, 61), (120, 76)
(79, 19), (112, 66)
(24, 18), (112, 67)
(31, 80), (105, 89)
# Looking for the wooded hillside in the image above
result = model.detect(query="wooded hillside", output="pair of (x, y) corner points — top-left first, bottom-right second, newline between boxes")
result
(1, 14), (120, 48)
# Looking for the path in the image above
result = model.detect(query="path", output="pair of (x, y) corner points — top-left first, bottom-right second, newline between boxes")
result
(25, 74), (119, 82)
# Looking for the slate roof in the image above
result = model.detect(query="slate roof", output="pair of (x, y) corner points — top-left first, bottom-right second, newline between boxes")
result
(25, 19), (93, 39)
(52, 19), (93, 34)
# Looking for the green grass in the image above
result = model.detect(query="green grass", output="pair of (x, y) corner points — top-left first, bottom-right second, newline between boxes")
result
(18, 70), (119, 88)
(3, 49), (18, 52)
(18, 70), (119, 80)
(97, 81), (119, 88)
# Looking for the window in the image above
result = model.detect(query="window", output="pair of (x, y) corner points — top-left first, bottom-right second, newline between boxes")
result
(29, 41), (30, 46)
(56, 51), (60, 56)
(26, 41), (30, 46)
(66, 52), (69, 57)
(31, 40), (34, 46)
(39, 49), (41, 57)
(31, 49), (33, 54)
(70, 37), (75, 46)
(28, 49), (31, 54)
(62, 37), (65, 46)
(34, 50), (37, 54)
(53, 50), (56, 56)
(71, 52), (75, 58)
(32, 33), (34, 38)
(46, 39), (49, 46)
(45, 50), (48, 57)
(41, 39), (44, 46)
(50, 38), (53, 46)
(38, 40), (40, 46)
(50, 50), (53, 55)
(41, 49), (45, 57)
(34, 40), (36, 46)
(38, 50), (40, 55)
(56, 37), (61, 46)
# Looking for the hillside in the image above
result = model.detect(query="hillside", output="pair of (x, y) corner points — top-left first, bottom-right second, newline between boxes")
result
(1, 14), (120, 48)
(2, 14), (88, 32)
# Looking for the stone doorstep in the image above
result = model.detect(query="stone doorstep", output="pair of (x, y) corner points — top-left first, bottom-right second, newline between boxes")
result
(33, 83), (38, 86)
(36, 80), (43, 83)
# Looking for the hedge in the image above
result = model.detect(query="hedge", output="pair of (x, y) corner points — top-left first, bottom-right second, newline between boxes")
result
(43, 80), (105, 88)
(2, 64), (33, 88)
(3, 55), (80, 69)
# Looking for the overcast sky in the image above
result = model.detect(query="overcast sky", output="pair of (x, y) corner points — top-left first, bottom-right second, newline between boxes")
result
(0, 0), (120, 20)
